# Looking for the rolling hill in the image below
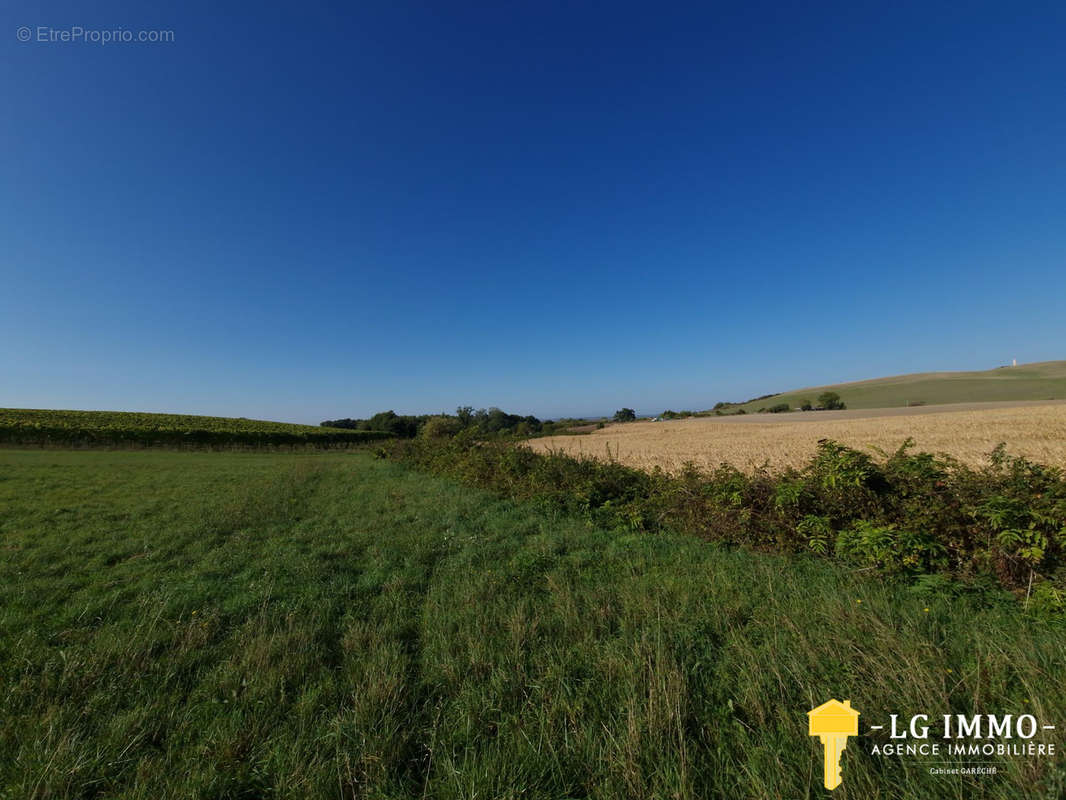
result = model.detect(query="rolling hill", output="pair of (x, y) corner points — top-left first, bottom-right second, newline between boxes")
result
(725, 360), (1066, 413)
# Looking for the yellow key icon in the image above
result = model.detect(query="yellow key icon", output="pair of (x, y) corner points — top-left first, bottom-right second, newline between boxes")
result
(808, 699), (860, 790)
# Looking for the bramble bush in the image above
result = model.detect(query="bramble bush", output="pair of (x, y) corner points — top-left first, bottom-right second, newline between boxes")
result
(387, 435), (1066, 603)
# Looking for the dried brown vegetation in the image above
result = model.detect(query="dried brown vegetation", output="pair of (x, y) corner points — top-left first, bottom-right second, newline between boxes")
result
(528, 401), (1066, 473)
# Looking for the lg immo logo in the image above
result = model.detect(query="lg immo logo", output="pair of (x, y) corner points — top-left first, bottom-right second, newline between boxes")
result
(808, 699), (859, 790)
(808, 698), (1057, 791)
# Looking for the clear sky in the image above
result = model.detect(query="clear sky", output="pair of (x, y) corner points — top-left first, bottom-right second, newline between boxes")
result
(3, 1), (1065, 423)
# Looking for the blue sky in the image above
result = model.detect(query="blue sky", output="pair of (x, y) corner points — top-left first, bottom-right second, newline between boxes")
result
(3, 1), (1065, 423)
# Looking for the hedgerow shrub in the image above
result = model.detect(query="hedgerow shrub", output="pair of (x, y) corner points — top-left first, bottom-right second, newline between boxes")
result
(420, 415), (463, 439)
(386, 436), (1066, 603)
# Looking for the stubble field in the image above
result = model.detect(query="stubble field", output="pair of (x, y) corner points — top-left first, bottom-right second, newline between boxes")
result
(528, 401), (1066, 473)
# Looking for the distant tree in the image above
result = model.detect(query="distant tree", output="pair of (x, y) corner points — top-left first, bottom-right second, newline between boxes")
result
(421, 415), (462, 439)
(456, 406), (474, 428)
(800, 398), (813, 411)
(484, 407), (509, 433)
(366, 410), (422, 438)
(613, 408), (636, 423)
(321, 418), (361, 429)
(817, 391), (846, 410)
(322, 405), (540, 440)
(663, 410), (695, 419)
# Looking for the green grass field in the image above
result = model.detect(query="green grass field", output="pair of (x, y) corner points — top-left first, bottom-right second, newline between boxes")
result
(2, 450), (1065, 799)
(728, 360), (1066, 413)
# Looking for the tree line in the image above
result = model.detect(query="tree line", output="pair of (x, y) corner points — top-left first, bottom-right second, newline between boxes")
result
(321, 407), (593, 439)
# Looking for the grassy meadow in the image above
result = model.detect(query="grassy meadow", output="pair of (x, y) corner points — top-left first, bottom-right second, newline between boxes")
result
(2, 449), (1066, 799)
(727, 360), (1066, 414)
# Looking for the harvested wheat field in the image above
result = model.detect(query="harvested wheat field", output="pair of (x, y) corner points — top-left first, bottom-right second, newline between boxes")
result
(528, 400), (1066, 473)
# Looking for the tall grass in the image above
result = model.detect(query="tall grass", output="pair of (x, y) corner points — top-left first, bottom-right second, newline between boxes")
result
(1, 450), (1065, 798)
(389, 436), (1066, 603)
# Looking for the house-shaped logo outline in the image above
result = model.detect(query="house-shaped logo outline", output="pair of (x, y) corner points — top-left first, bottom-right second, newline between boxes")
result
(808, 698), (860, 734)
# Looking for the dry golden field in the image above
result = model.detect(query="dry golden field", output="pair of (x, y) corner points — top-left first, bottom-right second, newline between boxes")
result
(528, 401), (1066, 473)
